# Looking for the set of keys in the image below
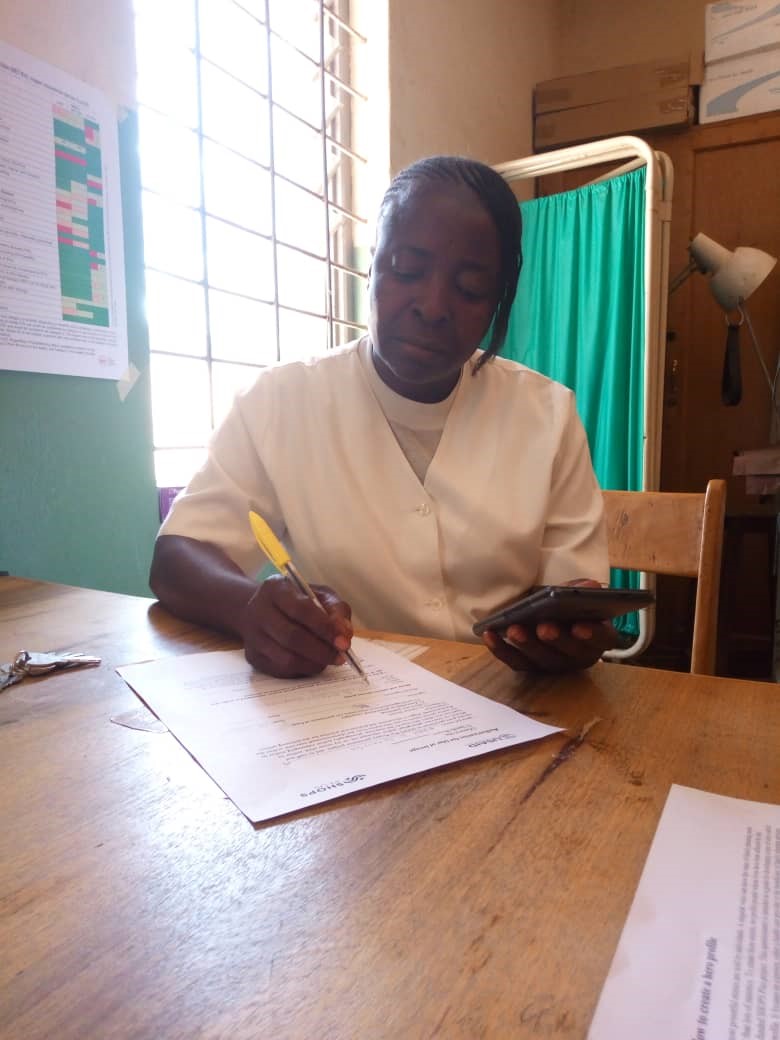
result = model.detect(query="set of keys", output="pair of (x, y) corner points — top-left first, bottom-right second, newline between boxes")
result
(0, 650), (101, 691)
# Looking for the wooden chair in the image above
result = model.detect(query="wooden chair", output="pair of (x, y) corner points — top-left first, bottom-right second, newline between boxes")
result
(602, 479), (727, 675)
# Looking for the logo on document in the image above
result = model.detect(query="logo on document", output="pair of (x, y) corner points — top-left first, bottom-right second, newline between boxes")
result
(300, 775), (366, 798)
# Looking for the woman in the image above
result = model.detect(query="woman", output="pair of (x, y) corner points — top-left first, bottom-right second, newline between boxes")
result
(150, 156), (616, 677)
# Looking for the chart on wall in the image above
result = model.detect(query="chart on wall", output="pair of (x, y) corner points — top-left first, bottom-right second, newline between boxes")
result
(0, 39), (127, 379)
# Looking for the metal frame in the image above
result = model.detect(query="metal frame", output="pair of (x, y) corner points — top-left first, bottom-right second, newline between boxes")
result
(494, 136), (674, 661)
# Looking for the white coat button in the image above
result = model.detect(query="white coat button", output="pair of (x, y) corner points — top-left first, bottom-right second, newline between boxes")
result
(415, 503), (431, 516)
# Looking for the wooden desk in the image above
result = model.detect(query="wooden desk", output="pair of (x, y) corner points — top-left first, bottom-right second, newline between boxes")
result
(1, 577), (779, 1039)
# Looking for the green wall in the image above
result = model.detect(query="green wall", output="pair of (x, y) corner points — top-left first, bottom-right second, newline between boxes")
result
(0, 111), (159, 597)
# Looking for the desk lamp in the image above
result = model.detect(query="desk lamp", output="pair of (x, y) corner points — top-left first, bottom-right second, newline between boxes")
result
(669, 233), (778, 417)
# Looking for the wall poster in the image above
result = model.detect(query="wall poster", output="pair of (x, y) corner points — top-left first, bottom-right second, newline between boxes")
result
(0, 39), (128, 379)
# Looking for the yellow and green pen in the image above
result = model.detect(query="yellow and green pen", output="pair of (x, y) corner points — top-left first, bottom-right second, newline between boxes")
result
(248, 510), (368, 684)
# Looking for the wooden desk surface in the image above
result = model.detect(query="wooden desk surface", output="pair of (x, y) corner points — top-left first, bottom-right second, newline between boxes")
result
(1, 576), (779, 1040)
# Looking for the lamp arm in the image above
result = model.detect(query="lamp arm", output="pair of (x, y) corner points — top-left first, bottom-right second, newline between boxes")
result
(741, 304), (780, 421)
(668, 258), (697, 295)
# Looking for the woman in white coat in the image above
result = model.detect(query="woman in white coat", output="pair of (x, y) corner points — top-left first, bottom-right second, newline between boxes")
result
(150, 156), (616, 677)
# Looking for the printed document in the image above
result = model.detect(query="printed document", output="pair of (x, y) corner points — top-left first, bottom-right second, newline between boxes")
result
(118, 638), (560, 822)
(589, 784), (780, 1039)
(0, 40), (127, 379)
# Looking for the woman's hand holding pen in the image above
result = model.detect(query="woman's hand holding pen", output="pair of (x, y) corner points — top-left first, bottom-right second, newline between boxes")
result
(239, 574), (355, 679)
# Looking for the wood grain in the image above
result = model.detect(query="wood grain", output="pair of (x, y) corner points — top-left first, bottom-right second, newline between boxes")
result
(1, 577), (779, 1039)
(603, 479), (726, 674)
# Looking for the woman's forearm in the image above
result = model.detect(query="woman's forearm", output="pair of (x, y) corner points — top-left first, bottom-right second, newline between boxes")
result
(149, 534), (258, 637)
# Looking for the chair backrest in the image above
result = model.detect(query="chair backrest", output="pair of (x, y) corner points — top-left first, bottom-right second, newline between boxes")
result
(602, 479), (727, 675)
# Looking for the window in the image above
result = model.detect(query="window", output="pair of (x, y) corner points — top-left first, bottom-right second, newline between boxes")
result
(133, 0), (375, 488)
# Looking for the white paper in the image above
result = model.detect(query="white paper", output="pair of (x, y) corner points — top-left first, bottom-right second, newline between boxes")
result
(589, 784), (780, 1040)
(370, 638), (428, 660)
(117, 637), (561, 822)
(0, 39), (128, 379)
(115, 361), (139, 401)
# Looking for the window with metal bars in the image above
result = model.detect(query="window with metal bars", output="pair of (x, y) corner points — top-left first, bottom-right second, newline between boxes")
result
(133, 0), (372, 489)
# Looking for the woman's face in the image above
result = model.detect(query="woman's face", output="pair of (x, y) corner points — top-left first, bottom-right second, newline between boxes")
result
(368, 181), (501, 403)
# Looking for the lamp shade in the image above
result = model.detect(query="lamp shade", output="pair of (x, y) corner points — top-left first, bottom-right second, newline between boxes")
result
(689, 232), (777, 311)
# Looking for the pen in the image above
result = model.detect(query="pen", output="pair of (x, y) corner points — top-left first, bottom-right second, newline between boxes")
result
(248, 510), (369, 684)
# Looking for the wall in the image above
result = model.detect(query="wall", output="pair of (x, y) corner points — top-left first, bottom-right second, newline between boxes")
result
(0, 0), (137, 105)
(0, 0), (160, 597)
(554, 0), (709, 76)
(388, 0), (557, 198)
(387, 0), (712, 176)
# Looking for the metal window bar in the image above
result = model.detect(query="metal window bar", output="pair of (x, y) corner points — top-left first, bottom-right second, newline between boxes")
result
(323, 1), (367, 44)
(192, 0), (215, 428)
(320, 0), (335, 352)
(137, 0), (368, 486)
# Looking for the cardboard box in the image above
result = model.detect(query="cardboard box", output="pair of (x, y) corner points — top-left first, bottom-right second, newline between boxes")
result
(732, 445), (780, 475)
(733, 445), (780, 493)
(699, 46), (780, 122)
(705, 1), (780, 64)
(534, 55), (696, 115)
(534, 89), (694, 150)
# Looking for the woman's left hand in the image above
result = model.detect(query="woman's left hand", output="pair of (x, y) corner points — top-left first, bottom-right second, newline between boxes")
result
(481, 578), (619, 673)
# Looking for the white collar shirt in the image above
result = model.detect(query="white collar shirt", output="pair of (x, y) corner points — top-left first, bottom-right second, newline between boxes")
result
(160, 340), (609, 642)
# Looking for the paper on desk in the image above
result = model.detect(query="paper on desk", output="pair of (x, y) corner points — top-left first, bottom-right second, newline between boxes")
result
(589, 784), (780, 1040)
(369, 638), (427, 660)
(117, 637), (560, 823)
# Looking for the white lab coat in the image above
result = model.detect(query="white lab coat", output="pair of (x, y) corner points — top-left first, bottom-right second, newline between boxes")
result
(161, 341), (609, 642)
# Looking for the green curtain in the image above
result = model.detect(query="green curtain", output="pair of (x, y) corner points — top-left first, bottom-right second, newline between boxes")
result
(501, 166), (647, 633)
